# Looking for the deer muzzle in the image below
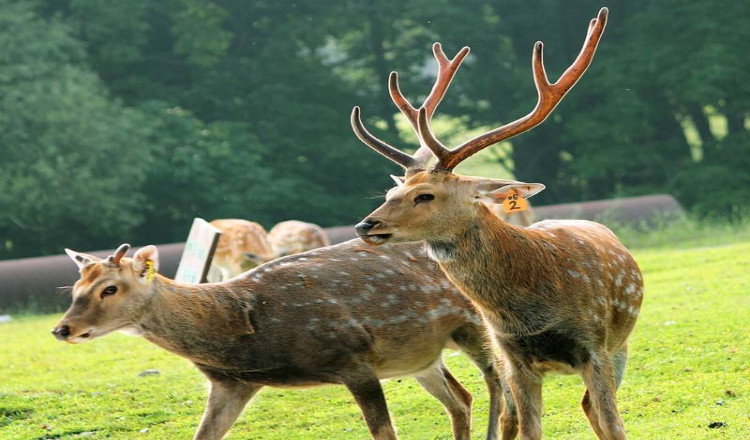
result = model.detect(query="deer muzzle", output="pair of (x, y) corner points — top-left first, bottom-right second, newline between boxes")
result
(355, 218), (393, 245)
(51, 323), (92, 342)
(51, 324), (71, 341)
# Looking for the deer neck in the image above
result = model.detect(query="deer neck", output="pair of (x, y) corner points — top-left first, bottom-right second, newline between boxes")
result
(134, 276), (255, 365)
(425, 204), (550, 334)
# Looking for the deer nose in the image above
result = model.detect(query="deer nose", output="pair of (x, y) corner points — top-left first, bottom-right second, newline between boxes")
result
(52, 325), (71, 341)
(355, 219), (381, 236)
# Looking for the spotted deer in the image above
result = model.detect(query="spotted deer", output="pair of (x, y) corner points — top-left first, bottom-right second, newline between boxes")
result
(352, 8), (643, 440)
(207, 218), (274, 281)
(53, 241), (517, 440)
(266, 220), (330, 257)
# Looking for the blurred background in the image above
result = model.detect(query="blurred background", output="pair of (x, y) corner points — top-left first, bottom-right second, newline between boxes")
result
(0, 0), (747, 260)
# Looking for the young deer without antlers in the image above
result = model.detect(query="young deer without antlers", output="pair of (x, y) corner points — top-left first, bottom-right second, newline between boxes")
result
(266, 220), (331, 257)
(53, 241), (517, 440)
(352, 8), (643, 440)
(208, 218), (274, 281)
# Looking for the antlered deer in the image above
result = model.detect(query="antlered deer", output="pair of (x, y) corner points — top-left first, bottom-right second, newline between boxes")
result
(208, 219), (274, 281)
(267, 220), (330, 257)
(53, 241), (517, 440)
(352, 8), (642, 440)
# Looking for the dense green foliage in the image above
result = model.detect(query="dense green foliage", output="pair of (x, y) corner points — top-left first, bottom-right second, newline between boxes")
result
(1, 0), (747, 258)
(2, 233), (748, 438)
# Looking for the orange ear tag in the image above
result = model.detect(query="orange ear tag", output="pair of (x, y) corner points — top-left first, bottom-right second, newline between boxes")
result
(502, 189), (529, 213)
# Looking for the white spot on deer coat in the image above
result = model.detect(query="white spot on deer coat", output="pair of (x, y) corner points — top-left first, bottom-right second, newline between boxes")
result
(615, 271), (625, 287)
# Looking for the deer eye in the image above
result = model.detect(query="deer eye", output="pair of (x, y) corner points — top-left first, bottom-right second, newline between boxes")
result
(101, 285), (118, 298)
(414, 193), (435, 204)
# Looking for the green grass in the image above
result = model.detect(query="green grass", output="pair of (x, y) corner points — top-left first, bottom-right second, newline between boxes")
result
(2, 238), (749, 439)
(613, 215), (750, 250)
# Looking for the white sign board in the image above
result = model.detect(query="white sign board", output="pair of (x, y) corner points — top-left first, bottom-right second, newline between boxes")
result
(175, 218), (221, 284)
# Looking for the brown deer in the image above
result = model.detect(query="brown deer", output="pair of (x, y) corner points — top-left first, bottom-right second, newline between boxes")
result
(208, 218), (274, 281)
(352, 8), (642, 440)
(266, 220), (331, 257)
(53, 241), (517, 440)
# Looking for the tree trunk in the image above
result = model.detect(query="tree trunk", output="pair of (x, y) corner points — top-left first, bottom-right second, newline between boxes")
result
(687, 103), (713, 147)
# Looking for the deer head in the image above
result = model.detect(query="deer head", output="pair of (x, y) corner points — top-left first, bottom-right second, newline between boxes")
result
(353, 8), (608, 245)
(52, 244), (160, 343)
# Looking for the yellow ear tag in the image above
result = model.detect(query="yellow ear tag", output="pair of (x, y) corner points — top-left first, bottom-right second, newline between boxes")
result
(145, 260), (156, 283)
(502, 189), (529, 213)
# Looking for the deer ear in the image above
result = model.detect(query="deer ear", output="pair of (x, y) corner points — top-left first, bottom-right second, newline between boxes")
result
(132, 245), (159, 282)
(65, 249), (101, 270)
(476, 180), (546, 204)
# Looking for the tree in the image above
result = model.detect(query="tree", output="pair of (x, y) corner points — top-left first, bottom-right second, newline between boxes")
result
(0, 0), (153, 259)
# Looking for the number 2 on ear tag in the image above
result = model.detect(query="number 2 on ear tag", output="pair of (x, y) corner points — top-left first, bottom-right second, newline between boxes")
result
(502, 189), (528, 213)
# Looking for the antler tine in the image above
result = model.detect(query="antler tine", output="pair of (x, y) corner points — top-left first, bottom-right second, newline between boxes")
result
(388, 44), (470, 168)
(109, 243), (131, 266)
(352, 44), (470, 172)
(388, 44), (470, 128)
(350, 106), (417, 169)
(424, 43), (471, 119)
(417, 106), (452, 165)
(433, 7), (608, 172)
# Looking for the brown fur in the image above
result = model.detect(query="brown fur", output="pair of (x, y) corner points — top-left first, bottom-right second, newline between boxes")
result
(55, 240), (518, 440)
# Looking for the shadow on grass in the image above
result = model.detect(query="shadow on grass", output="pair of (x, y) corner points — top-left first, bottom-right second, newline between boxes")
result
(0, 407), (33, 428)
(36, 429), (98, 440)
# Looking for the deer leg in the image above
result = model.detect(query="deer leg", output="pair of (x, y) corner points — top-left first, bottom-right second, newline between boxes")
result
(342, 372), (398, 440)
(415, 360), (473, 440)
(581, 389), (607, 439)
(451, 326), (516, 440)
(613, 343), (628, 390)
(579, 344), (626, 439)
(504, 358), (543, 440)
(581, 352), (626, 440)
(498, 377), (519, 440)
(194, 380), (261, 440)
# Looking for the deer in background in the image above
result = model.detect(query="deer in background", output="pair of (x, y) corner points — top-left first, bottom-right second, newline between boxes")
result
(266, 220), (330, 257)
(352, 8), (643, 440)
(53, 241), (517, 440)
(209, 219), (331, 280)
(207, 219), (274, 281)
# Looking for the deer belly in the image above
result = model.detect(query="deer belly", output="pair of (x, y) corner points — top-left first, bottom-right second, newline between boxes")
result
(502, 330), (591, 373)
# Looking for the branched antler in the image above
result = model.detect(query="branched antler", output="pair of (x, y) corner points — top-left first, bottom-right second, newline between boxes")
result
(423, 7), (609, 171)
(352, 7), (608, 174)
(351, 43), (469, 173)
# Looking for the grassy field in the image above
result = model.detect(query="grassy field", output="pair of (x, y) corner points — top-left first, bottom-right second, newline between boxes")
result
(1, 235), (748, 439)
